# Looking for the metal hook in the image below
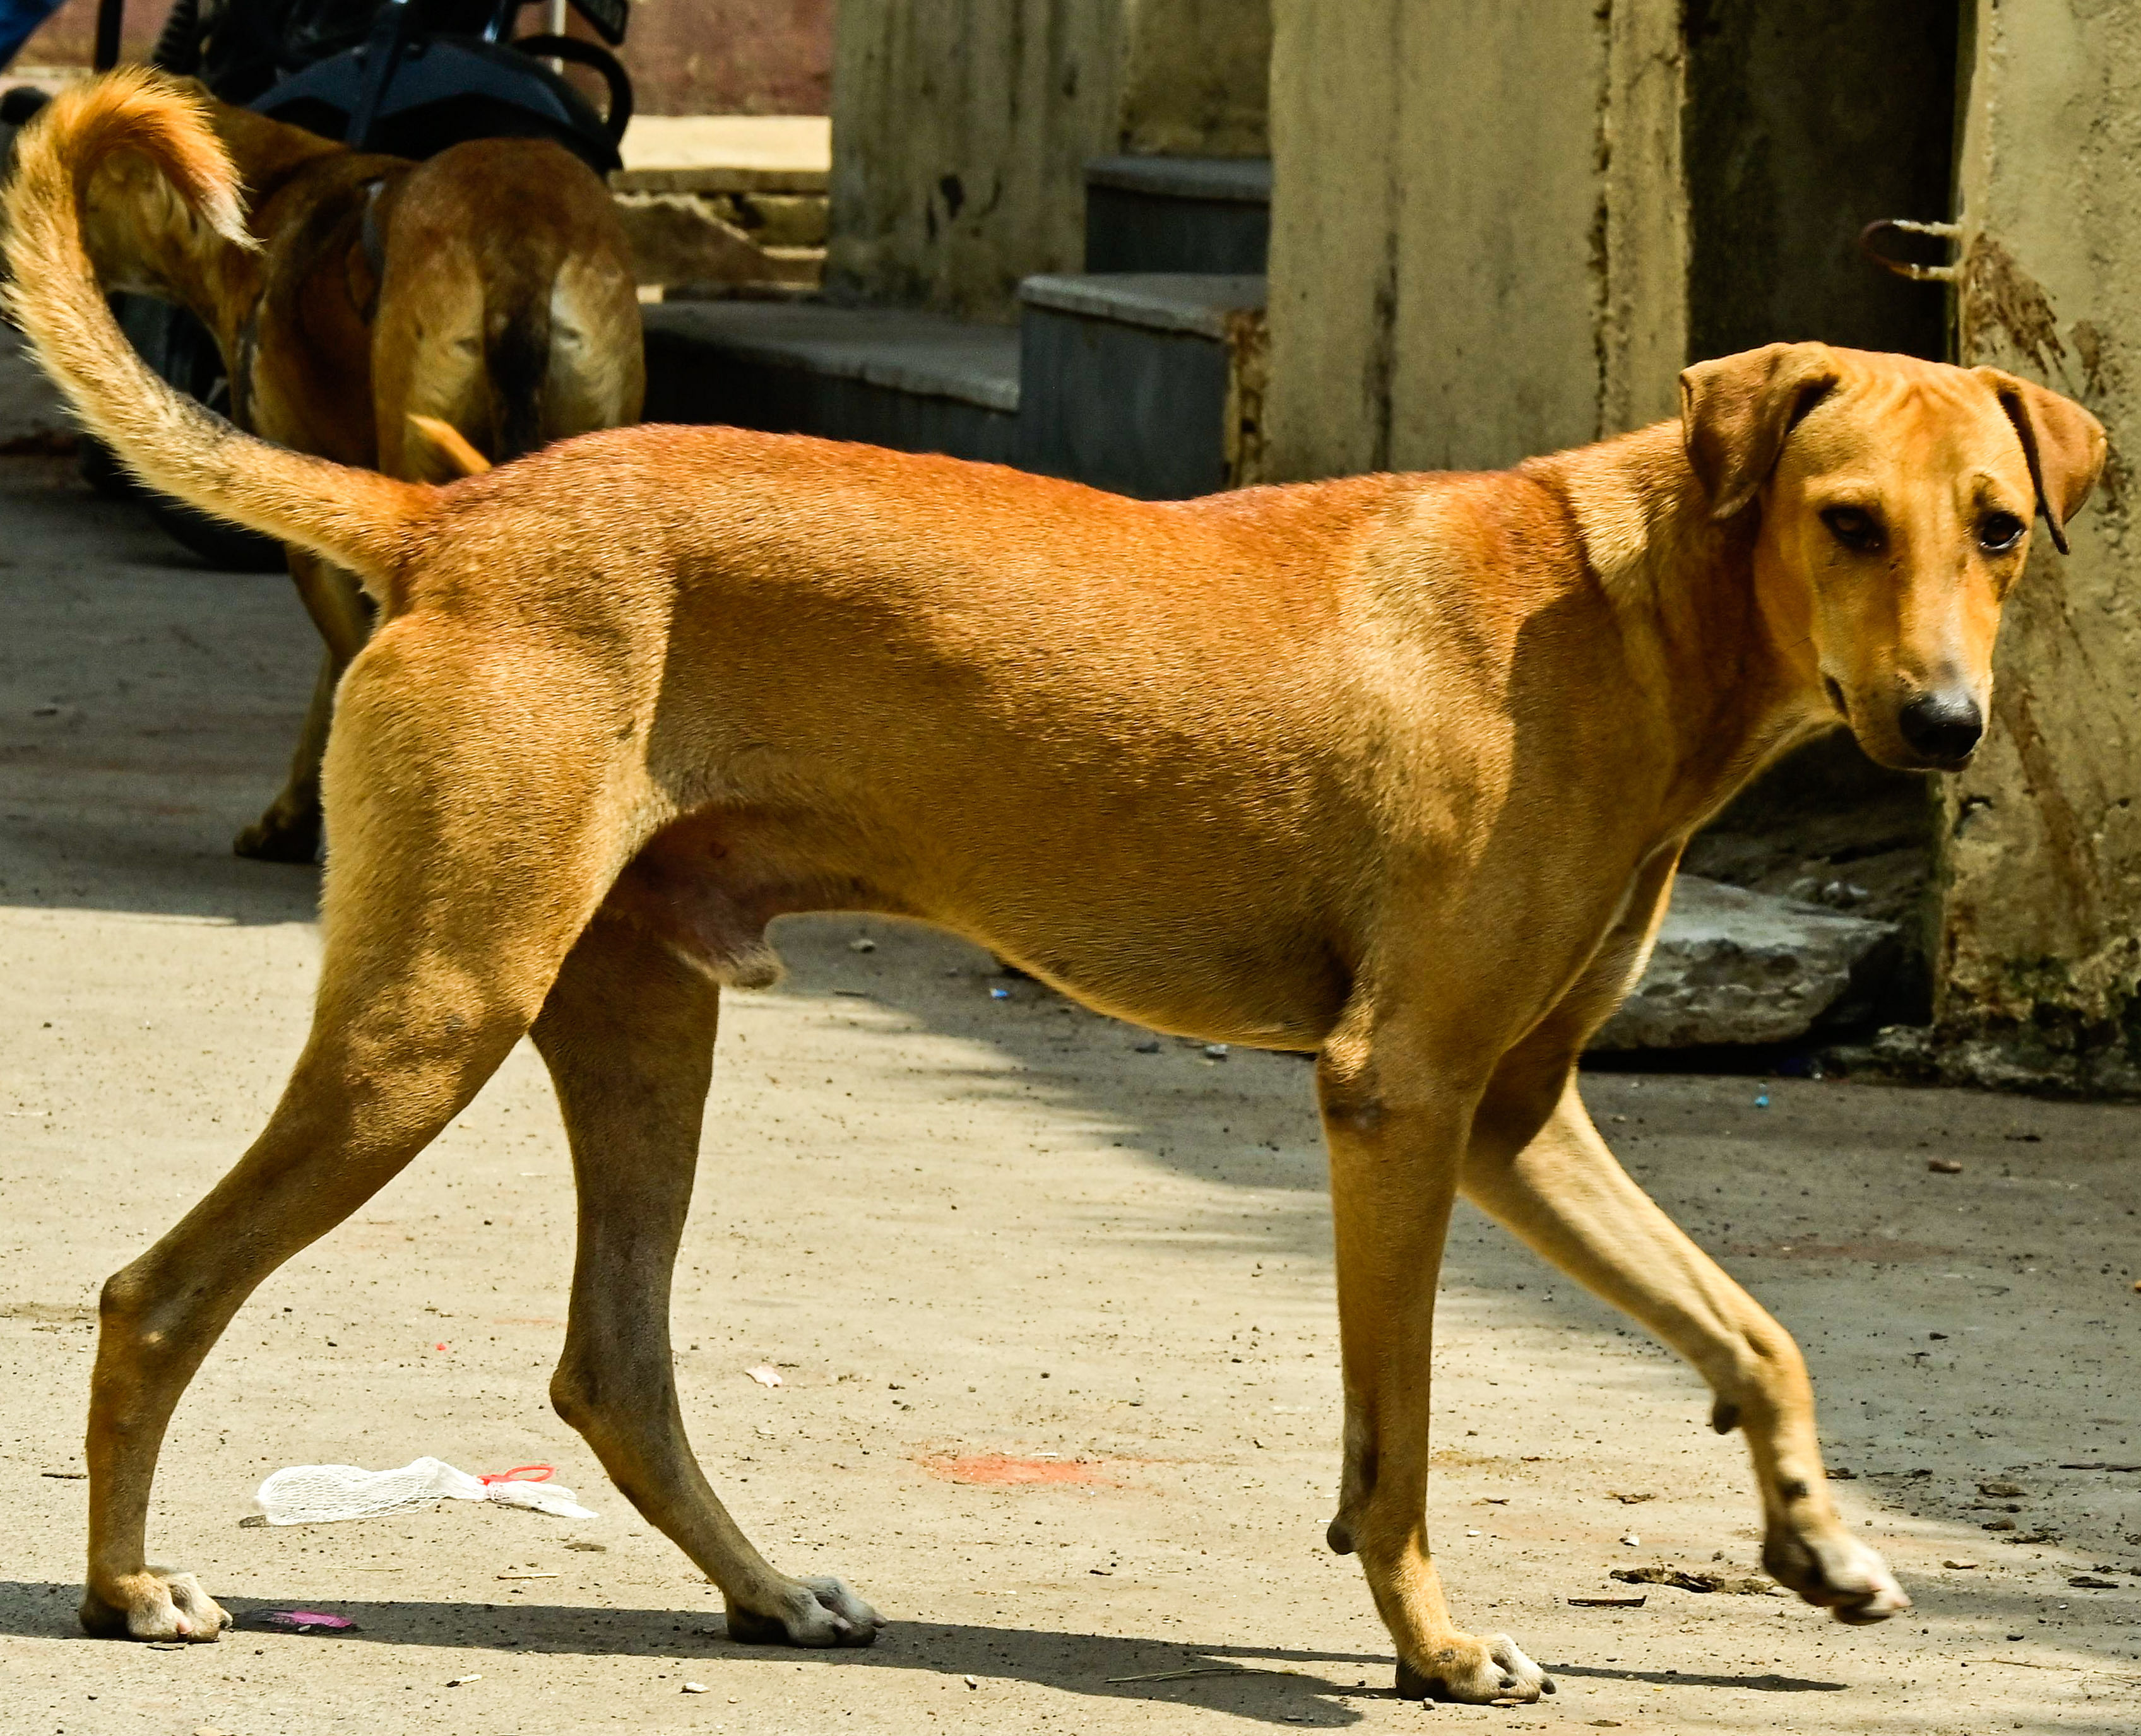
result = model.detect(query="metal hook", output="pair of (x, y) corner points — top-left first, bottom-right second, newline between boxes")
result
(1859, 218), (1964, 283)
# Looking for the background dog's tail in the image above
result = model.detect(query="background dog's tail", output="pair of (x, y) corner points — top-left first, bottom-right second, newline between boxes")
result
(406, 414), (494, 478)
(0, 69), (432, 602)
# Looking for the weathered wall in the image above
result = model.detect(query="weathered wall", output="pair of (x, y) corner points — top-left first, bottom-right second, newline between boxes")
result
(1683, 0), (1955, 366)
(1934, 0), (2141, 1090)
(829, 0), (1271, 319)
(1263, 0), (1686, 480)
(9, 0), (175, 69)
(12, 0), (831, 116)
(611, 0), (834, 116)
(1121, 0), (1271, 156)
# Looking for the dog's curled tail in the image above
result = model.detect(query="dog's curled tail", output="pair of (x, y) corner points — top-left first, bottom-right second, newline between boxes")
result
(0, 69), (431, 601)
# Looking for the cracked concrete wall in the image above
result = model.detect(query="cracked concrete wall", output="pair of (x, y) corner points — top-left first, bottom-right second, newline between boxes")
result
(1935, 0), (2141, 1090)
(1264, 0), (1687, 480)
(1122, 0), (1273, 157)
(1681, 0), (1956, 369)
(829, 1), (1270, 321)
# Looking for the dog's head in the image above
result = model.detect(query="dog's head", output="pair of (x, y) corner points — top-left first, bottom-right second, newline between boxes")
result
(1680, 342), (2105, 772)
(73, 79), (333, 299)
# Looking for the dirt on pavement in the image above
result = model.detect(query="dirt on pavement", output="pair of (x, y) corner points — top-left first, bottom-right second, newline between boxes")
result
(1, 449), (2138, 1736)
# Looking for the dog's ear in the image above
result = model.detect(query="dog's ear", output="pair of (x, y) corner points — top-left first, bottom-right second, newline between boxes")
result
(1678, 343), (1841, 521)
(1974, 367), (2106, 556)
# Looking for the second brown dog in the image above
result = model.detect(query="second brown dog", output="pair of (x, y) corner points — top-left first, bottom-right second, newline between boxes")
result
(71, 71), (643, 860)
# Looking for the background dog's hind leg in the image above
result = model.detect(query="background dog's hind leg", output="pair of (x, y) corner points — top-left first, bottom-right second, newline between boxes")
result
(233, 647), (335, 863)
(236, 550), (372, 863)
(532, 911), (884, 1648)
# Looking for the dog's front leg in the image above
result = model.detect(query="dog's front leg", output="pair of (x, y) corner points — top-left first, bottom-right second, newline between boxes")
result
(1317, 1023), (1553, 1704)
(1462, 1071), (1908, 1624)
(531, 912), (883, 1648)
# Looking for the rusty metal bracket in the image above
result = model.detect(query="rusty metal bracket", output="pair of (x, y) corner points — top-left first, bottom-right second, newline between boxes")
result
(1859, 218), (1964, 283)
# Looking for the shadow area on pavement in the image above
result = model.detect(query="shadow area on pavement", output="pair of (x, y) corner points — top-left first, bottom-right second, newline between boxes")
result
(0, 1582), (1866, 1723)
(0, 460), (323, 928)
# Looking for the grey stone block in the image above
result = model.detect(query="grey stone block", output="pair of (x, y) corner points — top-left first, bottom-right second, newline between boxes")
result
(1015, 274), (1264, 499)
(641, 302), (1019, 465)
(1592, 875), (1897, 1051)
(1084, 155), (1271, 275)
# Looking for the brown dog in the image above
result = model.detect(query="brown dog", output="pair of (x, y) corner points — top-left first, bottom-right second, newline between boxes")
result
(4, 77), (2108, 1702)
(61, 69), (643, 861)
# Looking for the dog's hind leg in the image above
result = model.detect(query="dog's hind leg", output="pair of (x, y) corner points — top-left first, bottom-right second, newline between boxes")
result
(81, 630), (629, 1641)
(235, 550), (372, 863)
(531, 911), (884, 1647)
(79, 952), (543, 1641)
(1318, 1008), (1554, 1705)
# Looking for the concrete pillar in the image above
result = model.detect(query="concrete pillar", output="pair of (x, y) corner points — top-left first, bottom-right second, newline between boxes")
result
(1935, 0), (2141, 1089)
(1263, 0), (1686, 481)
(829, 1), (1271, 321)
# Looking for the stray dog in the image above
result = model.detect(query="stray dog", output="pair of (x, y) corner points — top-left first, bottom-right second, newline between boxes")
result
(4, 77), (2106, 1702)
(57, 69), (643, 861)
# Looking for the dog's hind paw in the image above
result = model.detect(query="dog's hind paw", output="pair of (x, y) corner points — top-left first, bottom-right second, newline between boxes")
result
(725, 1576), (884, 1648)
(1763, 1526), (1909, 1625)
(1395, 1633), (1553, 1703)
(79, 1568), (231, 1643)
(232, 808), (321, 865)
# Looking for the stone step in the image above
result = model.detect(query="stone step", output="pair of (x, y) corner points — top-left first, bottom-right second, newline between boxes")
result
(1084, 155), (1272, 275)
(1016, 273), (1267, 499)
(641, 274), (1267, 500)
(641, 300), (1019, 467)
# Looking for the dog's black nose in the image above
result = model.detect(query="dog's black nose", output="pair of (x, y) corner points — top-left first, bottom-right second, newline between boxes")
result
(1898, 690), (1983, 762)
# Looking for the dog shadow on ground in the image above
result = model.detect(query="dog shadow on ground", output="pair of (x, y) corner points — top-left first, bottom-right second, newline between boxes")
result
(0, 1581), (1855, 1725)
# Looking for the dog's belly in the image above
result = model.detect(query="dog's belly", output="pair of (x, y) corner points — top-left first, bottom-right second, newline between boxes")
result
(606, 804), (1348, 1049)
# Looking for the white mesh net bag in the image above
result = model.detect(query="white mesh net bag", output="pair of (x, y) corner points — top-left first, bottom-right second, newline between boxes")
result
(254, 1456), (595, 1525)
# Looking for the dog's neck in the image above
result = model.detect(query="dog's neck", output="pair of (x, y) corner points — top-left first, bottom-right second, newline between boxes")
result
(1529, 422), (1837, 841)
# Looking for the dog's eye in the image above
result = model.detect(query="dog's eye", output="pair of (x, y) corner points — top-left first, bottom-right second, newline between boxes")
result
(1820, 507), (1883, 553)
(1978, 511), (2027, 553)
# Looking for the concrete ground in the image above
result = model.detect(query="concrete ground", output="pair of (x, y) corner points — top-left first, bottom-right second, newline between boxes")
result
(0, 448), (2137, 1736)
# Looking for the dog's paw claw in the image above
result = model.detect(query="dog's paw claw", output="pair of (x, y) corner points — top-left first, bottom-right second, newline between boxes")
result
(725, 1576), (883, 1649)
(1394, 1634), (1549, 1703)
(80, 1569), (231, 1643)
(1763, 1527), (1909, 1624)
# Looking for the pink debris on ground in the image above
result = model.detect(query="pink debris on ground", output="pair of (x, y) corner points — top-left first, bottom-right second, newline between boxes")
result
(922, 1453), (1104, 1486)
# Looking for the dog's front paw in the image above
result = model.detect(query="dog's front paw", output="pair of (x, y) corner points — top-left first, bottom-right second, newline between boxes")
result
(1764, 1525), (1909, 1625)
(725, 1576), (883, 1648)
(1395, 1633), (1554, 1703)
(80, 1568), (231, 1642)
